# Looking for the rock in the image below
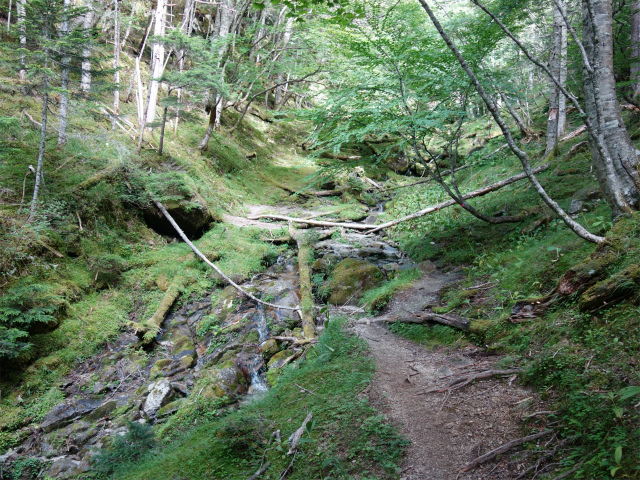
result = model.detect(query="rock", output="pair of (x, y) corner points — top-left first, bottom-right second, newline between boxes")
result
(141, 199), (216, 240)
(150, 359), (173, 380)
(260, 339), (279, 358)
(201, 361), (248, 402)
(86, 400), (118, 421)
(267, 350), (294, 369)
(41, 398), (103, 433)
(417, 260), (437, 274)
(47, 457), (83, 479)
(143, 379), (175, 417)
(325, 259), (384, 305)
(568, 199), (584, 215)
(92, 382), (109, 395)
(156, 399), (185, 418)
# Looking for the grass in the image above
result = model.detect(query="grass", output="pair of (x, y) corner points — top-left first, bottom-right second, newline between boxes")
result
(359, 268), (422, 314)
(107, 318), (408, 480)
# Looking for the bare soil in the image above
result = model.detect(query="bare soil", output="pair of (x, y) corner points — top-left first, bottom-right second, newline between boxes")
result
(353, 269), (541, 480)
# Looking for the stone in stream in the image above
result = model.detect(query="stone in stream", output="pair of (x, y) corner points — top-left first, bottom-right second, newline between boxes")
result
(325, 258), (384, 305)
(143, 379), (176, 417)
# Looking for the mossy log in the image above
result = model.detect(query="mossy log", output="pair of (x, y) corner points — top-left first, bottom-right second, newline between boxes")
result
(512, 215), (640, 319)
(74, 165), (121, 192)
(134, 278), (184, 344)
(288, 222), (316, 339)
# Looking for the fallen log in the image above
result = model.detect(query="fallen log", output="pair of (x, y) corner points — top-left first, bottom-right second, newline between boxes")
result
(247, 462), (271, 480)
(288, 222), (316, 339)
(417, 368), (521, 394)
(377, 312), (470, 331)
(131, 277), (184, 343)
(153, 200), (298, 311)
(366, 164), (549, 234)
(460, 429), (553, 473)
(287, 412), (313, 455)
(248, 214), (372, 231)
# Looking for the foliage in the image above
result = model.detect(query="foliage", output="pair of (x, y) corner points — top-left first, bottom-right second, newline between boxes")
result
(93, 421), (157, 477)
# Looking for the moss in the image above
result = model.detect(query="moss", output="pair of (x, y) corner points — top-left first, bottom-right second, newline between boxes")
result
(150, 359), (173, 380)
(325, 258), (384, 305)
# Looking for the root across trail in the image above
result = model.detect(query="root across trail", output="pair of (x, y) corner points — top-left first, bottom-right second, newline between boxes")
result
(352, 269), (541, 479)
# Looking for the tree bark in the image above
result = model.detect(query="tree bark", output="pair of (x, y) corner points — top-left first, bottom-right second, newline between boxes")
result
(545, 0), (567, 156)
(581, 0), (640, 216)
(158, 104), (168, 154)
(17, 0), (25, 82)
(112, 0), (121, 131)
(58, 0), (71, 146)
(30, 68), (48, 219)
(80, 8), (94, 93)
(146, 0), (167, 124)
(288, 223), (316, 339)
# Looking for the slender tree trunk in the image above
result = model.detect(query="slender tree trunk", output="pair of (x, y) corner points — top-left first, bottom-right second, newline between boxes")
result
(121, 0), (138, 48)
(58, 0), (71, 146)
(582, 0), (640, 215)
(7, 0), (11, 33)
(158, 105), (168, 155)
(112, 0), (121, 130)
(174, 0), (195, 133)
(274, 17), (294, 108)
(18, 0), (26, 82)
(632, 0), (640, 97)
(545, 0), (567, 156)
(81, 8), (94, 93)
(147, 0), (167, 123)
(30, 72), (48, 219)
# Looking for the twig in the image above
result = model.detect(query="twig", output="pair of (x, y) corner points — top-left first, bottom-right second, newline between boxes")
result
(524, 411), (557, 419)
(247, 461), (271, 480)
(459, 429), (553, 472)
(287, 412), (313, 455)
(294, 383), (319, 397)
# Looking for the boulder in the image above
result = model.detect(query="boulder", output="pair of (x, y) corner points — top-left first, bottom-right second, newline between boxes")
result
(260, 339), (279, 358)
(47, 457), (88, 479)
(201, 361), (248, 401)
(142, 199), (215, 240)
(568, 199), (584, 215)
(41, 398), (103, 433)
(325, 259), (384, 305)
(143, 379), (175, 417)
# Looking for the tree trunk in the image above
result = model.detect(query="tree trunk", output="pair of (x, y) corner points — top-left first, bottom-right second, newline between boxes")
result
(158, 105), (168, 155)
(582, 0), (640, 215)
(58, 0), (71, 146)
(631, 0), (640, 97)
(545, 0), (567, 156)
(112, 0), (121, 130)
(80, 8), (94, 93)
(30, 71), (48, 219)
(17, 0), (25, 82)
(147, 0), (167, 124)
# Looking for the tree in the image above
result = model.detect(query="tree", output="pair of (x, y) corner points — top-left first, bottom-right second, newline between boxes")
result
(545, 0), (567, 156)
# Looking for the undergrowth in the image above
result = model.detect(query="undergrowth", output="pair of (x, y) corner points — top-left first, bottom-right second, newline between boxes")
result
(111, 318), (408, 480)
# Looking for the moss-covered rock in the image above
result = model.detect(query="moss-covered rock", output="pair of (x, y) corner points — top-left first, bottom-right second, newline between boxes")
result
(156, 398), (185, 418)
(201, 361), (248, 401)
(325, 258), (384, 305)
(267, 349), (294, 369)
(150, 358), (173, 380)
(260, 339), (279, 358)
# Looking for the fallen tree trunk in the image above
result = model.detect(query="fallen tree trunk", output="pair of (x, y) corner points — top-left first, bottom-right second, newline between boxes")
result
(153, 200), (298, 311)
(376, 312), (470, 331)
(460, 429), (553, 473)
(559, 125), (586, 142)
(366, 164), (549, 234)
(288, 222), (316, 339)
(249, 214), (372, 231)
(132, 277), (184, 343)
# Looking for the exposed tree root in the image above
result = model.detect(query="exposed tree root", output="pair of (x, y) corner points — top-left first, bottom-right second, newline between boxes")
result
(514, 436), (578, 480)
(247, 462), (271, 480)
(459, 429), (553, 472)
(417, 368), (521, 395)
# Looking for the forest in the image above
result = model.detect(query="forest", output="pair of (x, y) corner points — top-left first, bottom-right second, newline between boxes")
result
(0, 0), (639, 478)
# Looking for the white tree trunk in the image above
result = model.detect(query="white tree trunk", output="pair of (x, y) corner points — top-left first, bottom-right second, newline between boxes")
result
(81, 8), (94, 93)
(58, 0), (71, 146)
(274, 17), (294, 108)
(146, 0), (167, 124)
(545, 0), (567, 156)
(18, 0), (26, 82)
(112, 0), (120, 129)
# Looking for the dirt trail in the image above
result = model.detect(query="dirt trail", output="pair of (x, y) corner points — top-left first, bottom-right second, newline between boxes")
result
(353, 270), (536, 480)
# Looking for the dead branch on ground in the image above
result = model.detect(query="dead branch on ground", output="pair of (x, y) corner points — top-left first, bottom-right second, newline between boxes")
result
(287, 412), (313, 455)
(417, 368), (521, 395)
(375, 311), (470, 331)
(460, 429), (553, 472)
